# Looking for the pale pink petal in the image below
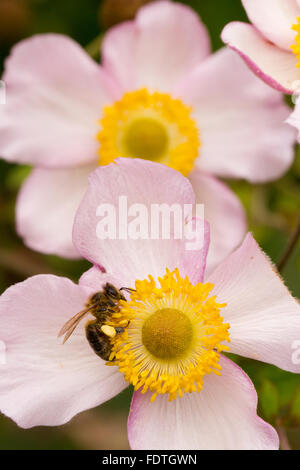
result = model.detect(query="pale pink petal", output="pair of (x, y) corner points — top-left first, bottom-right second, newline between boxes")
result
(101, 22), (137, 92)
(128, 356), (278, 450)
(0, 34), (118, 168)
(286, 98), (300, 140)
(222, 22), (299, 94)
(208, 234), (300, 372)
(189, 170), (246, 275)
(80, 221), (210, 290)
(73, 159), (196, 287)
(16, 164), (96, 258)
(242, 0), (300, 50)
(0, 275), (127, 428)
(178, 47), (296, 182)
(102, 0), (210, 92)
(179, 218), (210, 285)
(79, 266), (126, 292)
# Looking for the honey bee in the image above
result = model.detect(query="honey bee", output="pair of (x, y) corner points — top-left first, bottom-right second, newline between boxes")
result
(58, 283), (133, 361)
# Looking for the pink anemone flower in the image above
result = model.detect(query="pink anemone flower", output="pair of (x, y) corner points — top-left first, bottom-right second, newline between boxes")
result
(0, 159), (300, 450)
(0, 0), (295, 272)
(222, 0), (300, 95)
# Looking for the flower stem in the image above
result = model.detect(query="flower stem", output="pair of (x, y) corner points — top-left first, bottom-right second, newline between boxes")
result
(85, 34), (104, 59)
(277, 214), (300, 273)
(275, 419), (291, 450)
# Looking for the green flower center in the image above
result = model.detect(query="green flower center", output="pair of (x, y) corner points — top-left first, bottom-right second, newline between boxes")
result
(142, 308), (193, 360)
(123, 117), (168, 160)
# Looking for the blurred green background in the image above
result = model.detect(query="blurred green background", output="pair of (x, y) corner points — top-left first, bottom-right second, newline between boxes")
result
(0, 0), (299, 450)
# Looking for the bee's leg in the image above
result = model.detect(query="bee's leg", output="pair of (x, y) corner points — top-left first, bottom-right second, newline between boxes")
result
(115, 327), (125, 335)
(101, 325), (117, 338)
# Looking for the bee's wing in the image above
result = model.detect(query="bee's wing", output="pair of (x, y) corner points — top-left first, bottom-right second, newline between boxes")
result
(60, 322), (81, 344)
(58, 308), (93, 343)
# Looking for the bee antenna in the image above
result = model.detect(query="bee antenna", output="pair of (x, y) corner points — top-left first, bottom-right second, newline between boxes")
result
(120, 287), (136, 293)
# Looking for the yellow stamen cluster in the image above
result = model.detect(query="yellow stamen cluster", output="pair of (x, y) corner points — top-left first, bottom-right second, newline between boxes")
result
(291, 16), (300, 68)
(97, 89), (200, 176)
(106, 268), (230, 402)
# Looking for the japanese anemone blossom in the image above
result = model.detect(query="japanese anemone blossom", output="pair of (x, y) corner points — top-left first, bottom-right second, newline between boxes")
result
(222, 0), (300, 142)
(0, 1), (295, 272)
(222, 0), (300, 95)
(1, 159), (300, 450)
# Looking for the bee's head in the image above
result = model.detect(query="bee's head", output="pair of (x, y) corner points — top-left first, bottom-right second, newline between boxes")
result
(104, 283), (121, 299)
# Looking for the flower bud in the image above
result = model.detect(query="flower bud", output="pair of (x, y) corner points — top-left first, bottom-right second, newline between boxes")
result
(0, 0), (30, 45)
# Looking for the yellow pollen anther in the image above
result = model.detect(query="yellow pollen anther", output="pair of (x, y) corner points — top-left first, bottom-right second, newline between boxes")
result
(101, 325), (116, 338)
(291, 16), (300, 69)
(97, 89), (200, 176)
(105, 268), (230, 402)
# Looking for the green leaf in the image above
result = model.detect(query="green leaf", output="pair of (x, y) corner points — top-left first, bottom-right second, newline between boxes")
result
(288, 386), (300, 428)
(259, 379), (280, 423)
(6, 165), (31, 190)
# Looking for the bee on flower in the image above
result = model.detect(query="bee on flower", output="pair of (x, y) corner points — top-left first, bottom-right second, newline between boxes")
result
(0, 159), (299, 450)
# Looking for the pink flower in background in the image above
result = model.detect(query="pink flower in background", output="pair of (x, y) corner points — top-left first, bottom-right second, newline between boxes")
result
(222, 0), (300, 94)
(0, 0), (295, 271)
(0, 159), (300, 450)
